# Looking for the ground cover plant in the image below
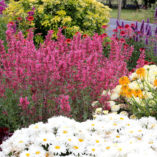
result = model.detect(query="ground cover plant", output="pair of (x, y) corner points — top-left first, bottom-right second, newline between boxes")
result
(1, 114), (157, 157)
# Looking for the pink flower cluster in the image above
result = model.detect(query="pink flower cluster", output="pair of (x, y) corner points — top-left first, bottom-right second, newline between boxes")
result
(0, 25), (133, 121)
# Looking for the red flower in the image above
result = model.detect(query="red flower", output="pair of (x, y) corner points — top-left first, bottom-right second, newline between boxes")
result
(17, 17), (22, 21)
(118, 26), (122, 29)
(137, 31), (141, 35)
(113, 29), (118, 33)
(102, 25), (108, 29)
(9, 21), (14, 25)
(75, 32), (79, 35)
(124, 43), (129, 49)
(27, 16), (34, 21)
(124, 24), (130, 29)
(62, 26), (67, 29)
(144, 60), (154, 65)
(131, 23), (135, 28)
(66, 38), (71, 44)
(83, 34), (88, 38)
(120, 38), (125, 43)
(101, 33), (108, 38)
(139, 48), (145, 52)
(120, 31), (126, 36)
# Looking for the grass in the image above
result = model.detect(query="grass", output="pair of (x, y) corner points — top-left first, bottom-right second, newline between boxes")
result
(110, 9), (155, 23)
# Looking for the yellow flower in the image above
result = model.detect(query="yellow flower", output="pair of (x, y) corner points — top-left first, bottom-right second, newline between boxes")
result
(38, 5), (44, 13)
(56, 10), (66, 16)
(119, 76), (130, 85)
(136, 68), (145, 78)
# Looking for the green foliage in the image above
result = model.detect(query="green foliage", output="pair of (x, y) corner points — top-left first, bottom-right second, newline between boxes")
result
(4, 0), (111, 39)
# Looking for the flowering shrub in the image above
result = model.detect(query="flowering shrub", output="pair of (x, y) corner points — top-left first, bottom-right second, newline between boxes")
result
(1, 114), (157, 157)
(3, 0), (111, 40)
(0, 25), (131, 131)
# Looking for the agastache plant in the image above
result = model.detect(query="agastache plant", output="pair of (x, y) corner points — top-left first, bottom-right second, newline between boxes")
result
(0, 25), (132, 128)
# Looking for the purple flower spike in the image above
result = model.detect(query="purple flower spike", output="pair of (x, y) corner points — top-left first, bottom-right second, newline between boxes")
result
(135, 21), (138, 31)
(116, 20), (121, 27)
(121, 21), (124, 28)
(140, 20), (145, 32)
(155, 27), (157, 35)
(146, 18), (149, 24)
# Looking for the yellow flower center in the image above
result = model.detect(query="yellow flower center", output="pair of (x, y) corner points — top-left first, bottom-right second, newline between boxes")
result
(19, 140), (23, 143)
(118, 147), (122, 151)
(43, 138), (47, 142)
(35, 151), (40, 155)
(129, 130), (134, 133)
(55, 146), (60, 149)
(116, 135), (120, 138)
(137, 137), (142, 140)
(96, 140), (99, 143)
(113, 123), (117, 126)
(106, 146), (110, 150)
(68, 138), (71, 141)
(91, 124), (95, 126)
(63, 130), (68, 134)
(46, 153), (49, 157)
(79, 139), (84, 142)
(26, 153), (30, 157)
(73, 146), (79, 149)
(92, 148), (95, 152)
(120, 117), (124, 120)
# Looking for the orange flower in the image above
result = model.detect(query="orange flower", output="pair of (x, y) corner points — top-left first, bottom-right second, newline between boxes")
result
(136, 68), (145, 78)
(133, 89), (143, 98)
(125, 88), (134, 98)
(120, 85), (129, 96)
(119, 76), (130, 85)
(154, 79), (157, 87)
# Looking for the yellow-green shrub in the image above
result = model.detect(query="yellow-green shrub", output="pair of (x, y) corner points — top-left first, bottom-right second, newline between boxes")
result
(4, 0), (111, 39)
